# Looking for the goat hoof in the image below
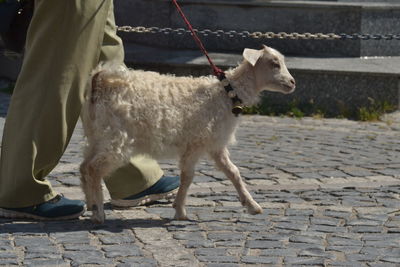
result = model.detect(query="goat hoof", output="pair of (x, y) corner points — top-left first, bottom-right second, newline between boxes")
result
(91, 205), (105, 224)
(174, 212), (189, 221)
(247, 203), (263, 215)
(91, 212), (105, 224)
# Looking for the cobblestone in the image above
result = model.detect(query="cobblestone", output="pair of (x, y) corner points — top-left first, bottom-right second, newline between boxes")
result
(241, 255), (281, 264)
(1, 93), (400, 266)
(196, 255), (238, 263)
(102, 245), (142, 258)
(117, 257), (158, 267)
(0, 259), (18, 265)
(63, 251), (112, 266)
(0, 252), (17, 259)
(23, 259), (69, 267)
(98, 234), (135, 245)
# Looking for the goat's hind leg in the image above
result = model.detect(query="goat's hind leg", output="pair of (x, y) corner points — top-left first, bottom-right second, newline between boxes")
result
(80, 152), (115, 224)
(80, 157), (94, 210)
(210, 148), (262, 215)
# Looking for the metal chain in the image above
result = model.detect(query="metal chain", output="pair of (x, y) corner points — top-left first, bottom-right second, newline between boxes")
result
(117, 26), (400, 41)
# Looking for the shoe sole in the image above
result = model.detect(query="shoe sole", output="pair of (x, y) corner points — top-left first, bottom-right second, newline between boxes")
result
(0, 207), (86, 221)
(111, 188), (178, 207)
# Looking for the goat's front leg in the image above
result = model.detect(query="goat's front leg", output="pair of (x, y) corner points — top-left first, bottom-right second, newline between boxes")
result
(173, 151), (200, 220)
(80, 153), (115, 224)
(210, 148), (262, 215)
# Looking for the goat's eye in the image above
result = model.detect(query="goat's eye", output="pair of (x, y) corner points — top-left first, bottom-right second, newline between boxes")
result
(271, 60), (280, 69)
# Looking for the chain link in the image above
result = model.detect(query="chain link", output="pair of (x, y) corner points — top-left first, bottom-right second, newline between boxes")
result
(117, 25), (400, 41)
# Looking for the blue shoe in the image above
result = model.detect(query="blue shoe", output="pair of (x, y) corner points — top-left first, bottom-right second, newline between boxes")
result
(0, 195), (85, 220)
(111, 176), (180, 207)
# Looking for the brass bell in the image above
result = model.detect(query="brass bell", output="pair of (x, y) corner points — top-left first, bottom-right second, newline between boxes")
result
(232, 105), (243, 116)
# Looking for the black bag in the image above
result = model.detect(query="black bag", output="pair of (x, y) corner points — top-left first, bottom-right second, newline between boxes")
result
(0, 0), (34, 54)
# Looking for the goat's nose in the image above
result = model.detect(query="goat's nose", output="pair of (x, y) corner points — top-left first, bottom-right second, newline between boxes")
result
(290, 78), (296, 86)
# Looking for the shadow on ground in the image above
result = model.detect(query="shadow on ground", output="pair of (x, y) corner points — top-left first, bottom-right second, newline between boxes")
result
(0, 216), (170, 234)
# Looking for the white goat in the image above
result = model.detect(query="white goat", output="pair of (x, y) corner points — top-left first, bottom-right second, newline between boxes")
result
(80, 45), (295, 223)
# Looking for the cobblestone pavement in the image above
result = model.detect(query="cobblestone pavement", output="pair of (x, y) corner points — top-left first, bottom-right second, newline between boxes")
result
(1, 92), (400, 266)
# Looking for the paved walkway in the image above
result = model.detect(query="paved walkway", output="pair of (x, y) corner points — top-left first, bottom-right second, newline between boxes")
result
(0, 92), (400, 266)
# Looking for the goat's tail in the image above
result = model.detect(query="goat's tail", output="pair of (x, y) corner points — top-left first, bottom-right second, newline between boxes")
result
(87, 62), (131, 104)
(82, 62), (131, 133)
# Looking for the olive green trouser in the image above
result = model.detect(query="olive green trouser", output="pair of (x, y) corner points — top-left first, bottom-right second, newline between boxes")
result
(0, 0), (163, 208)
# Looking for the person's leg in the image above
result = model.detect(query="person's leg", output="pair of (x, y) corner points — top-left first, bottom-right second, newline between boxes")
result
(0, 0), (178, 217)
(0, 0), (113, 209)
(99, 6), (179, 204)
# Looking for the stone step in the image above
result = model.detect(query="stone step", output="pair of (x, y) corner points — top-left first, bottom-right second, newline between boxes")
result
(115, 0), (400, 57)
(1, 44), (399, 118)
(123, 44), (400, 117)
(334, 0), (399, 2)
(287, 0), (399, 2)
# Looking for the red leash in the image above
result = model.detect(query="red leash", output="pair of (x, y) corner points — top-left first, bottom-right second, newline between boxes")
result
(171, 0), (243, 116)
(171, 0), (225, 79)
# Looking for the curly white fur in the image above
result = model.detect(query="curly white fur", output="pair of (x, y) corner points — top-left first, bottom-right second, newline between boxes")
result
(80, 46), (295, 223)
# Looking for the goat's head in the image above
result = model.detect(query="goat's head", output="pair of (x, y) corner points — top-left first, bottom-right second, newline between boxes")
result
(243, 45), (295, 94)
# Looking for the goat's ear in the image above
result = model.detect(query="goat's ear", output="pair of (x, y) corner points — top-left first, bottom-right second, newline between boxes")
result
(243, 48), (263, 67)
(262, 45), (275, 54)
